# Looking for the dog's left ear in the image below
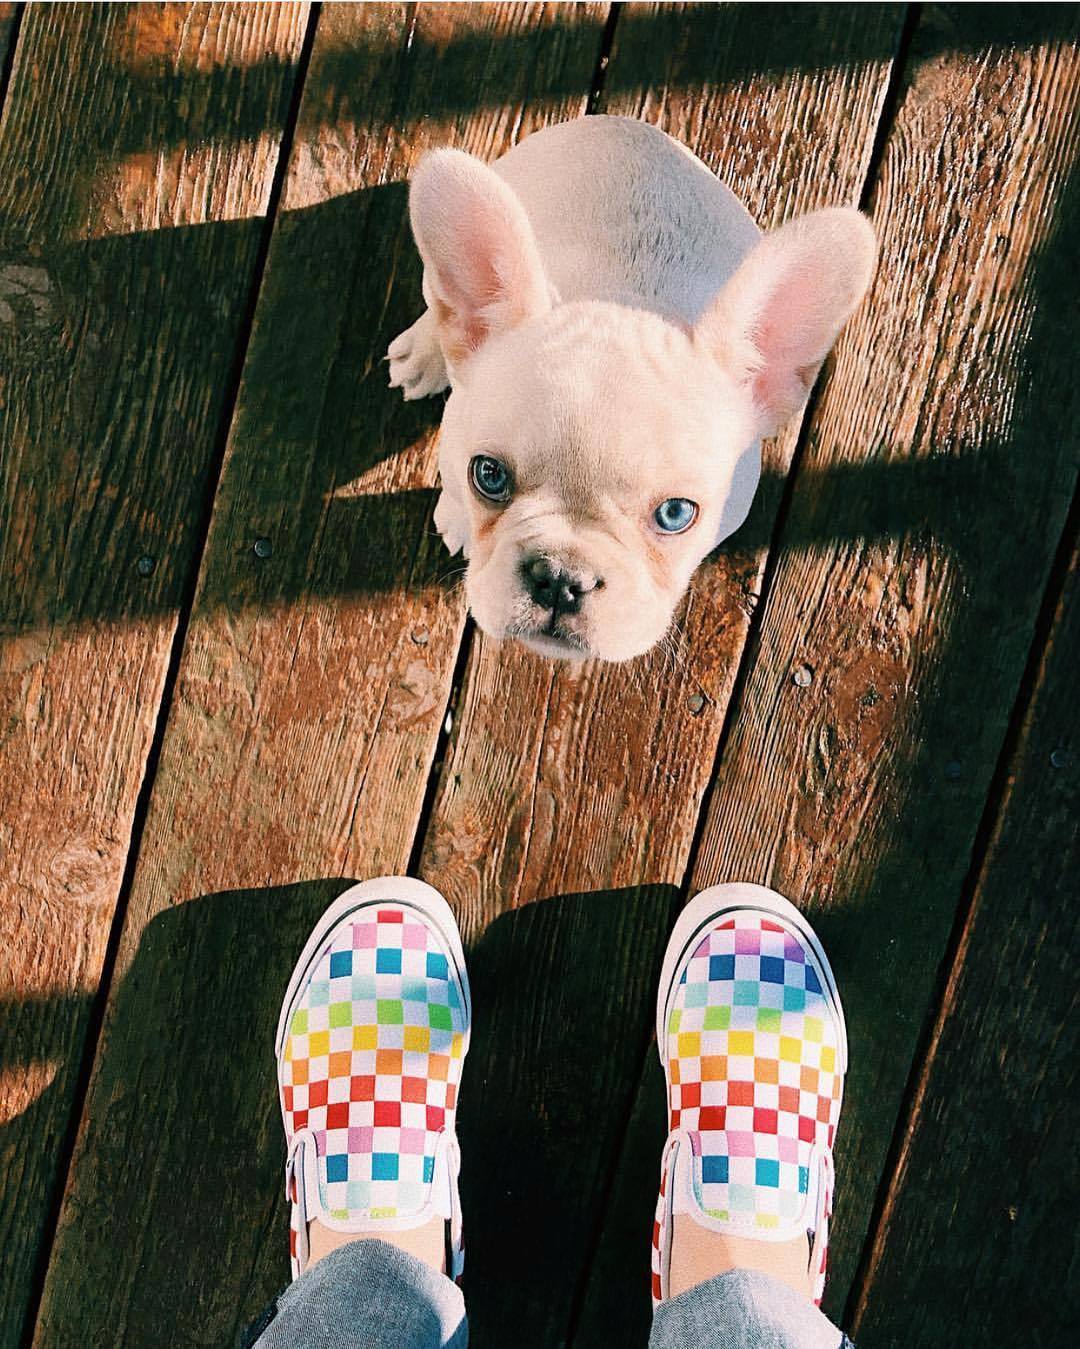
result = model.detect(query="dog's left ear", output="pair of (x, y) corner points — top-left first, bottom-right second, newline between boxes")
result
(696, 207), (876, 437)
(409, 148), (551, 364)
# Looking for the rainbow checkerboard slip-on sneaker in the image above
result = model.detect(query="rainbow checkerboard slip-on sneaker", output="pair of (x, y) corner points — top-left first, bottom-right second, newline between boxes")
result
(276, 877), (471, 1281)
(651, 883), (847, 1307)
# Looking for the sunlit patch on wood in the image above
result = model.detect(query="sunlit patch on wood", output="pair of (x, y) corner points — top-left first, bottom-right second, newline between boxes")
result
(0, 1062), (60, 1130)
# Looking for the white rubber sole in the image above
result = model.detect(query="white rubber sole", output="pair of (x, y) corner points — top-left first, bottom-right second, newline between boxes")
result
(655, 882), (848, 1074)
(274, 876), (472, 1063)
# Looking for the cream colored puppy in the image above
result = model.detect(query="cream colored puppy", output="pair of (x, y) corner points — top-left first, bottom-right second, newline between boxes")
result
(388, 116), (875, 662)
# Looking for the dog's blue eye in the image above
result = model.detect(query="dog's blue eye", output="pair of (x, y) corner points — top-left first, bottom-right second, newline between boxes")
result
(469, 454), (513, 503)
(654, 498), (698, 533)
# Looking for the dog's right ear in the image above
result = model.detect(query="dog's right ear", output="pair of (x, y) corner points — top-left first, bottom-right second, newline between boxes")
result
(695, 207), (876, 438)
(409, 148), (551, 364)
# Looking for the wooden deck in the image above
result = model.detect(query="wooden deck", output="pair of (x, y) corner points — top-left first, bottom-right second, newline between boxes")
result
(1, 4), (1078, 1346)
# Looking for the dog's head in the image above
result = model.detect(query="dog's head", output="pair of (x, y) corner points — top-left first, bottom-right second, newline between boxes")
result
(410, 148), (875, 662)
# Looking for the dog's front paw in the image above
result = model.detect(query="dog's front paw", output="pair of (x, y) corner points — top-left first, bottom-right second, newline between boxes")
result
(387, 309), (449, 401)
(434, 489), (469, 557)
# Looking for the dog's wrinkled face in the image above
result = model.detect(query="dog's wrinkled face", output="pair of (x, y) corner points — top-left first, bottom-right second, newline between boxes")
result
(408, 147), (876, 662)
(438, 302), (757, 661)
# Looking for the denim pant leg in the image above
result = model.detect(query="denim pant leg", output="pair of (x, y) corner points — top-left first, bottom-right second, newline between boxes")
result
(650, 1269), (852, 1349)
(247, 1240), (468, 1349)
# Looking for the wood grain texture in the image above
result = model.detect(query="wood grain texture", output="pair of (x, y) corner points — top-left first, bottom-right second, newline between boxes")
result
(0, 5), (309, 1345)
(850, 534), (1080, 1346)
(682, 2), (1080, 1325)
(30, 5), (608, 1345)
(416, 6), (903, 1345)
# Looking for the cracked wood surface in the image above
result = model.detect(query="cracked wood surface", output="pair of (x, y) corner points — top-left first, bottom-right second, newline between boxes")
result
(29, 5), (608, 1345)
(0, 4), (310, 1344)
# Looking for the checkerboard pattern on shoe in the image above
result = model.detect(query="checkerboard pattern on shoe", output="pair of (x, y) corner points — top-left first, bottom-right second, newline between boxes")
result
(652, 898), (845, 1307)
(278, 892), (469, 1279)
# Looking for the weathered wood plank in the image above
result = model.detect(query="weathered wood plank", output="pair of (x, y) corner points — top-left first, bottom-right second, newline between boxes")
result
(0, 5), (310, 1344)
(417, 6), (904, 1345)
(675, 3), (1080, 1328)
(850, 530), (1080, 1345)
(30, 6), (608, 1345)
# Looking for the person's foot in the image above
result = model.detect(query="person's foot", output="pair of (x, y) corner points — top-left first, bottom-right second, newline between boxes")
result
(651, 883), (847, 1307)
(276, 877), (470, 1281)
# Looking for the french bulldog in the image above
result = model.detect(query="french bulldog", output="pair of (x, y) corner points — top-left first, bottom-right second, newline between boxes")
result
(388, 115), (875, 662)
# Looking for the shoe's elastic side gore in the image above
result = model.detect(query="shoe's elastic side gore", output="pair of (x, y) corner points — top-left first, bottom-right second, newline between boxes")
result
(662, 1126), (828, 1245)
(288, 1127), (459, 1234)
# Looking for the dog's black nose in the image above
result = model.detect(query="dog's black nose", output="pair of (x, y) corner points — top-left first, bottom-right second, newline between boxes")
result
(521, 556), (598, 615)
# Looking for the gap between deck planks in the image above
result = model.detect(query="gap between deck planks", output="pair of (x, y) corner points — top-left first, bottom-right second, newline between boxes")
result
(0, 5), (312, 1345)
(575, 5), (1080, 1344)
(29, 5), (612, 1346)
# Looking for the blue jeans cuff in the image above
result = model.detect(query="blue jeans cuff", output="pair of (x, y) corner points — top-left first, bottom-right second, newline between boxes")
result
(649, 1267), (850, 1349)
(246, 1239), (467, 1349)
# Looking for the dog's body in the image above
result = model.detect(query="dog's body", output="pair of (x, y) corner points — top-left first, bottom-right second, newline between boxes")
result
(390, 116), (874, 661)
